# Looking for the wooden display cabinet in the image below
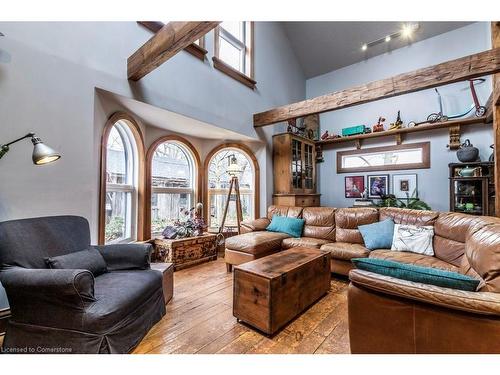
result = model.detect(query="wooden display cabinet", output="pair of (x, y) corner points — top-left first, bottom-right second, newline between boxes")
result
(272, 133), (320, 207)
(449, 162), (495, 216)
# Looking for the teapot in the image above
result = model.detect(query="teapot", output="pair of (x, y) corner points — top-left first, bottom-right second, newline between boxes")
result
(458, 166), (480, 177)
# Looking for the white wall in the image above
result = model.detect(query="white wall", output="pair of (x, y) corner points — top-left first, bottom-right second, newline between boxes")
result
(306, 22), (493, 211)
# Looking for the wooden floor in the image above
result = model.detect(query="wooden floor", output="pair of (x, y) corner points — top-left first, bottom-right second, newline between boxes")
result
(133, 258), (350, 354)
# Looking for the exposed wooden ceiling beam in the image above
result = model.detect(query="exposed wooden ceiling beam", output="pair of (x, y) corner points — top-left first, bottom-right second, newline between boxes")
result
(253, 47), (500, 127)
(128, 21), (219, 81)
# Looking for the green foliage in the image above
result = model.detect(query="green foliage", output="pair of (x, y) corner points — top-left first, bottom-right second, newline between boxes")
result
(105, 216), (124, 242)
(376, 189), (432, 211)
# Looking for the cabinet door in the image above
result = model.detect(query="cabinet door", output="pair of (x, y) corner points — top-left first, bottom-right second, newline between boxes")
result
(303, 142), (315, 192)
(291, 138), (303, 191)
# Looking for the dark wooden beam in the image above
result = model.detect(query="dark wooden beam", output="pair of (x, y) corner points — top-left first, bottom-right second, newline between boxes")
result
(253, 47), (500, 127)
(492, 22), (500, 217)
(128, 21), (219, 81)
(137, 21), (208, 61)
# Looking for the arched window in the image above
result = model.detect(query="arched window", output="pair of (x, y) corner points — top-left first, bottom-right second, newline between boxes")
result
(100, 113), (144, 244)
(146, 136), (200, 237)
(206, 145), (258, 230)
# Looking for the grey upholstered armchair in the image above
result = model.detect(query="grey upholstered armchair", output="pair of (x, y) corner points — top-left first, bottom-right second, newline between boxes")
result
(0, 215), (165, 354)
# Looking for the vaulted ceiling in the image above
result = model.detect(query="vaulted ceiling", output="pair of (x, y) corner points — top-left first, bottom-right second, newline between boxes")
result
(281, 21), (474, 78)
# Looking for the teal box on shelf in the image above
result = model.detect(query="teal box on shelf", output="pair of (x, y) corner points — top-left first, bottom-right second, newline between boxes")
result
(342, 125), (366, 137)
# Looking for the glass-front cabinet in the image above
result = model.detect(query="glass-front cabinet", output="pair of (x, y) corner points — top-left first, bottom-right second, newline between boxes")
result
(272, 133), (319, 207)
(449, 162), (495, 216)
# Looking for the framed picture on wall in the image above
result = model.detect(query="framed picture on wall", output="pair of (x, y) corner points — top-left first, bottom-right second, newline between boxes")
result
(368, 174), (389, 198)
(345, 176), (365, 198)
(393, 174), (418, 199)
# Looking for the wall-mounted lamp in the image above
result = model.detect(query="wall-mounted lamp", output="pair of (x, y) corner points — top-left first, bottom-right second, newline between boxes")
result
(0, 133), (61, 165)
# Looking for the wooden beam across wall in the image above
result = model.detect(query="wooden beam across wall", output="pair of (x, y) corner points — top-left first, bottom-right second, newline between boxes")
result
(253, 47), (500, 127)
(128, 21), (219, 81)
(492, 22), (500, 217)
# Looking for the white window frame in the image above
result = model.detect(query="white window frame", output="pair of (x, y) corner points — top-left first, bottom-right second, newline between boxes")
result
(216, 22), (253, 78)
(150, 141), (197, 236)
(105, 122), (138, 244)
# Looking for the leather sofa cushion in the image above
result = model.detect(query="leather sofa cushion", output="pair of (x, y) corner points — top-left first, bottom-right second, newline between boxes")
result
(240, 218), (271, 233)
(224, 231), (290, 255)
(282, 237), (331, 249)
(379, 207), (439, 226)
(266, 205), (303, 220)
(302, 207), (336, 241)
(369, 250), (458, 272)
(465, 224), (500, 293)
(85, 270), (163, 333)
(321, 242), (370, 261)
(335, 208), (378, 244)
(433, 213), (497, 267)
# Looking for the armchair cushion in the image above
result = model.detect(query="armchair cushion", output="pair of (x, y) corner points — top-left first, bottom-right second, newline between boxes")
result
(352, 258), (480, 292)
(240, 218), (271, 232)
(45, 247), (107, 276)
(94, 243), (152, 271)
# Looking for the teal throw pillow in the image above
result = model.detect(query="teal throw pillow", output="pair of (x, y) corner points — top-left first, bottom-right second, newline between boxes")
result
(358, 219), (395, 250)
(266, 215), (305, 238)
(351, 258), (480, 292)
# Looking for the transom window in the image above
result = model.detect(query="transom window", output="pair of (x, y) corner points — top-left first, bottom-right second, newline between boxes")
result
(105, 121), (139, 244)
(150, 141), (196, 236)
(207, 148), (254, 230)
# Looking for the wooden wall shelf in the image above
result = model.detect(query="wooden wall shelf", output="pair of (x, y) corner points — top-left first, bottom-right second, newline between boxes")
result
(316, 116), (488, 147)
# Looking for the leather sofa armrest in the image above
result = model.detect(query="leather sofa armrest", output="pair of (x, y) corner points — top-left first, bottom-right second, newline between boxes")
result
(240, 218), (271, 233)
(349, 269), (500, 316)
(94, 243), (152, 271)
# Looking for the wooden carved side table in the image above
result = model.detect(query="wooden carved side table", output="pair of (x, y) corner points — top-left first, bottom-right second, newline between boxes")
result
(152, 233), (217, 271)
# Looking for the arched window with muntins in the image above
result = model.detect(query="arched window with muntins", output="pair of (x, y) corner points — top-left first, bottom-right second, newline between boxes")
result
(104, 121), (139, 243)
(207, 147), (255, 230)
(150, 141), (197, 236)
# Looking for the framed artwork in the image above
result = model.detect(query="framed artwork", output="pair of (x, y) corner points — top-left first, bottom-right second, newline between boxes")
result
(368, 174), (389, 198)
(393, 174), (418, 199)
(345, 176), (365, 198)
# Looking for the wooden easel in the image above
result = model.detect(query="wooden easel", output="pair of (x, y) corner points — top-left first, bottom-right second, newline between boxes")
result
(219, 175), (243, 235)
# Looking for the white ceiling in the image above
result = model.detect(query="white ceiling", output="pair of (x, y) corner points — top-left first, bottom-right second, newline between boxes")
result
(96, 88), (260, 142)
(281, 22), (474, 79)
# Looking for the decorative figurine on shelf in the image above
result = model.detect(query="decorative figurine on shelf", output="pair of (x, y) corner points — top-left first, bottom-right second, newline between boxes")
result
(320, 130), (341, 140)
(372, 117), (385, 132)
(389, 111), (404, 130)
(456, 139), (480, 163)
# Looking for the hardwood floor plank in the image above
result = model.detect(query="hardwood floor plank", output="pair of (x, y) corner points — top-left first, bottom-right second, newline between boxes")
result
(133, 258), (350, 354)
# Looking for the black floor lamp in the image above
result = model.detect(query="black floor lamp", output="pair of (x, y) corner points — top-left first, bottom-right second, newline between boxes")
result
(0, 132), (61, 165)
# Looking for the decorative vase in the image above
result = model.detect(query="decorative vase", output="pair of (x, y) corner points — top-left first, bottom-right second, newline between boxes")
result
(456, 139), (479, 163)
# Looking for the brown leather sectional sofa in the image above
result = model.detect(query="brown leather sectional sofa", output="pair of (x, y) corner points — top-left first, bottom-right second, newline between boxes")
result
(225, 205), (500, 353)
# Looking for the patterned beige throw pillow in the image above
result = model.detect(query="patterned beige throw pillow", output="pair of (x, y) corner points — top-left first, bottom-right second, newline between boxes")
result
(391, 224), (434, 256)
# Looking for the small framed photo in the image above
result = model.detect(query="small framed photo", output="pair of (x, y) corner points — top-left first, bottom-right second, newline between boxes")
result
(345, 176), (365, 198)
(368, 174), (389, 198)
(393, 174), (418, 199)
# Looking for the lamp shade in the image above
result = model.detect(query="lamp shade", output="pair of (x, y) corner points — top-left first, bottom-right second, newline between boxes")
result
(227, 155), (242, 177)
(31, 136), (61, 165)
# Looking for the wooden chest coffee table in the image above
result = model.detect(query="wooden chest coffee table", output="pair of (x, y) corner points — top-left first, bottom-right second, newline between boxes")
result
(233, 247), (331, 335)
